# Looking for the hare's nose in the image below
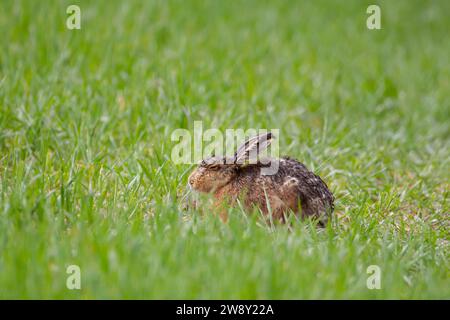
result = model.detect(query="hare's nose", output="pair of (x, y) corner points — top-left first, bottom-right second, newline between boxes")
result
(188, 177), (194, 186)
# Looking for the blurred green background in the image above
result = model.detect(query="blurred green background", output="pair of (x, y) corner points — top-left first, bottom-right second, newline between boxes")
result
(0, 0), (448, 298)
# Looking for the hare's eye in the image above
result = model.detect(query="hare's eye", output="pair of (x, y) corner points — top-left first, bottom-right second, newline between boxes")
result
(208, 164), (220, 170)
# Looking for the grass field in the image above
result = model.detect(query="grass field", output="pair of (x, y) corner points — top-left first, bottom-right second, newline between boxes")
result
(0, 0), (449, 299)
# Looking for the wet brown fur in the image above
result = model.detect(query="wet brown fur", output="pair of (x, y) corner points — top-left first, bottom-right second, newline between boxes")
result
(188, 155), (334, 225)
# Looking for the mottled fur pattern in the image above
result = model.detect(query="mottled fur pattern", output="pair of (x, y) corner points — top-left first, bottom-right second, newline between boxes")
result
(188, 134), (334, 225)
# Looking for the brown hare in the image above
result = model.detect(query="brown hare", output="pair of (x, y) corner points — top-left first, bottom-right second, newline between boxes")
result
(187, 132), (334, 225)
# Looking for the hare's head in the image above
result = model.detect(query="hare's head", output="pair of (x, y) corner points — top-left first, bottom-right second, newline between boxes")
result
(188, 132), (274, 193)
(188, 156), (237, 193)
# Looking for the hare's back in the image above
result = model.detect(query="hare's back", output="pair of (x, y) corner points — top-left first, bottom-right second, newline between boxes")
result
(236, 157), (333, 209)
(278, 157), (334, 210)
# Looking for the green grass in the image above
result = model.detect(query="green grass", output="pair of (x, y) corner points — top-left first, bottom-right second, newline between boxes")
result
(0, 0), (449, 299)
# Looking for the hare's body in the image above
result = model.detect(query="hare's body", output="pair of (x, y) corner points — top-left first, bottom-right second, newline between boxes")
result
(188, 133), (334, 225)
(212, 157), (333, 223)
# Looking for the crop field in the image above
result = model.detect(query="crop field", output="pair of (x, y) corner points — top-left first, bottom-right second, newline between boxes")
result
(0, 0), (449, 298)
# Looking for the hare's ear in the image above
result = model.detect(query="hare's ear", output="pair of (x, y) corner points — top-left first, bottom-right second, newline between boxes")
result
(233, 132), (274, 164)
